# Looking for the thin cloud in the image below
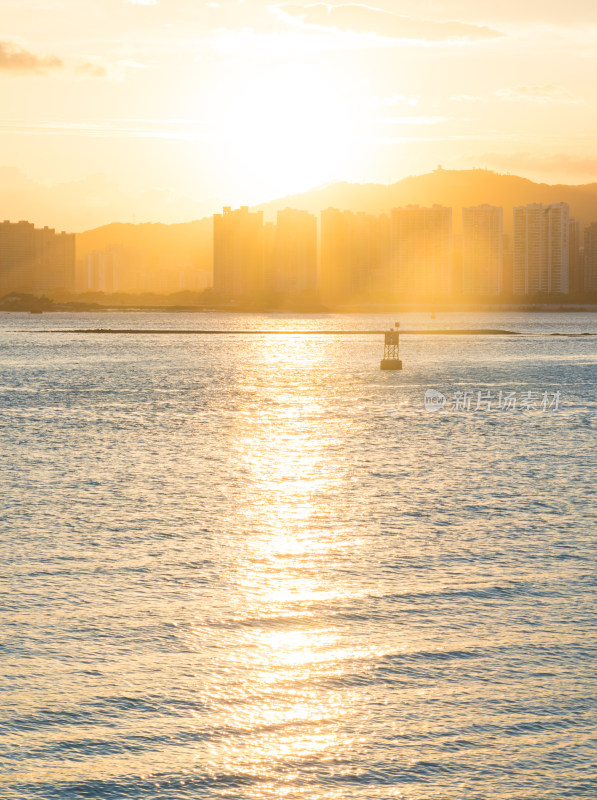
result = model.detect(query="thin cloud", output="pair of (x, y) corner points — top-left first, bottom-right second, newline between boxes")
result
(450, 93), (485, 102)
(473, 152), (597, 177)
(371, 93), (419, 107)
(382, 116), (448, 125)
(76, 62), (108, 78)
(493, 85), (581, 104)
(0, 117), (217, 141)
(0, 41), (62, 73)
(274, 3), (503, 42)
(75, 59), (150, 83)
(451, 86), (582, 104)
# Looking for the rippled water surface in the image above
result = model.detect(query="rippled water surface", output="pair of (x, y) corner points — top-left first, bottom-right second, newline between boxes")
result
(1, 312), (596, 800)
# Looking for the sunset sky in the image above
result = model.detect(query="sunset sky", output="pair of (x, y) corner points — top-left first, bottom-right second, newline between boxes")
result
(2, 0), (597, 229)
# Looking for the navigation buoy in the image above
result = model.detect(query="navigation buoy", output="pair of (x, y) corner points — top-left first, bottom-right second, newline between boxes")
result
(380, 323), (402, 370)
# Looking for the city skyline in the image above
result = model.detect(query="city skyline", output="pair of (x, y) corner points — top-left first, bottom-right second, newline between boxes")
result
(211, 201), (587, 303)
(5, 198), (597, 302)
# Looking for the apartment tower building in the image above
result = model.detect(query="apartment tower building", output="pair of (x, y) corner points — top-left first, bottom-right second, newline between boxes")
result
(513, 203), (569, 295)
(462, 205), (503, 295)
(390, 205), (453, 299)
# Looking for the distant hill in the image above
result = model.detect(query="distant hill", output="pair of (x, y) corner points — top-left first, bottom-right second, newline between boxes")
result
(254, 169), (597, 233)
(76, 218), (213, 273)
(76, 170), (597, 286)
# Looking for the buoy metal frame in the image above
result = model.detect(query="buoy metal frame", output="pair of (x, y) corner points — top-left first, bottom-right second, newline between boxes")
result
(380, 323), (402, 370)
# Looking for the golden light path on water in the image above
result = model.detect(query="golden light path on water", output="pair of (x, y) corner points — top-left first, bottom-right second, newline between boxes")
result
(188, 336), (366, 793)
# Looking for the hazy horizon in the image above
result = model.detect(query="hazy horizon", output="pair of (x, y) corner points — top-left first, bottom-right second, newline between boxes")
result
(4, 166), (597, 234)
(3, 0), (597, 229)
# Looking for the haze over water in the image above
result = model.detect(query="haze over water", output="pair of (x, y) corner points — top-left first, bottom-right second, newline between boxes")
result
(1, 312), (596, 800)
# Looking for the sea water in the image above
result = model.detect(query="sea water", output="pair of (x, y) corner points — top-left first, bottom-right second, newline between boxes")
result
(1, 312), (596, 799)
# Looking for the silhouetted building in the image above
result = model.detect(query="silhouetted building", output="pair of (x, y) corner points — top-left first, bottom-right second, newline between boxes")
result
(271, 209), (317, 298)
(353, 212), (391, 300)
(320, 208), (351, 303)
(84, 250), (116, 293)
(0, 221), (36, 293)
(320, 208), (390, 303)
(583, 223), (597, 293)
(390, 205), (452, 299)
(513, 203), (569, 295)
(175, 262), (209, 292)
(213, 206), (265, 302)
(35, 227), (76, 293)
(82, 245), (147, 293)
(568, 218), (582, 293)
(263, 221), (276, 297)
(502, 234), (514, 295)
(0, 220), (75, 295)
(462, 205), (503, 295)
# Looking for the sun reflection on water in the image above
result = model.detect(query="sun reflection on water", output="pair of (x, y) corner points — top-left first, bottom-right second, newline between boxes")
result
(189, 336), (363, 782)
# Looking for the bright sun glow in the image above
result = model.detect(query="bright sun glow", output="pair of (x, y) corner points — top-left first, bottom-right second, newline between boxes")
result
(220, 65), (359, 197)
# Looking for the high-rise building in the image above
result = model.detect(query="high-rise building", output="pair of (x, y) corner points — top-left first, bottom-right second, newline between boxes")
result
(320, 208), (390, 304)
(271, 209), (317, 297)
(502, 233), (513, 295)
(320, 208), (353, 303)
(0, 220), (75, 295)
(513, 203), (569, 295)
(568, 219), (582, 293)
(353, 212), (391, 300)
(583, 222), (597, 293)
(83, 250), (116, 293)
(213, 206), (265, 302)
(390, 205), (452, 299)
(35, 227), (76, 293)
(462, 205), (503, 295)
(81, 245), (147, 293)
(0, 221), (36, 293)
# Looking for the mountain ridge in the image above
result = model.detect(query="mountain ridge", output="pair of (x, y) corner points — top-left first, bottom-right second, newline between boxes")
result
(76, 170), (597, 279)
(253, 169), (597, 232)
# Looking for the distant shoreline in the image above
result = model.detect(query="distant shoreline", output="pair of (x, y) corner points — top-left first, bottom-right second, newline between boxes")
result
(2, 304), (597, 314)
(20, 329), (597, 336)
